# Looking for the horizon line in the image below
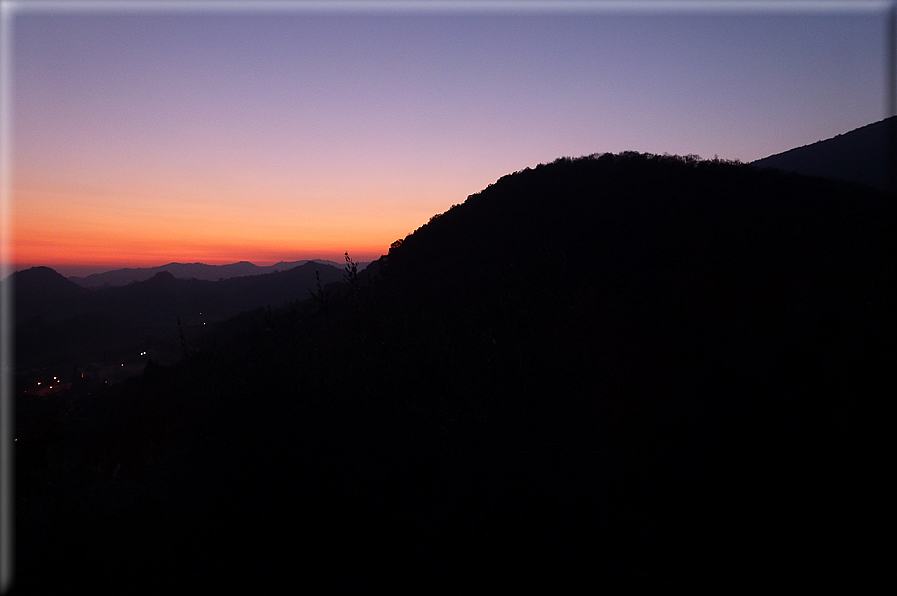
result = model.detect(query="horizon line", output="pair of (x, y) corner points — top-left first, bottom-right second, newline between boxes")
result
(8, 257), (375, 279)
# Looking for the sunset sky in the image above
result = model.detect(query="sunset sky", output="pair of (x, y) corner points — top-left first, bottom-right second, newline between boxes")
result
(4, 1), (893, 277)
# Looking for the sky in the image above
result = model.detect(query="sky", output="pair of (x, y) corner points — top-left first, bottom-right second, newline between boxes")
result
(4, 1), (893, 277)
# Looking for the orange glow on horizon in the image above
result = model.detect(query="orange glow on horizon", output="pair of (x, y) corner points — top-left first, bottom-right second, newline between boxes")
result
(11, 178), (434, 272)
(12, 230), (390, 271)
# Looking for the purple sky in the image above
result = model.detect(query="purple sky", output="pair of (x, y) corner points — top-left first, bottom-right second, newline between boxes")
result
(6, 1), (893, 276)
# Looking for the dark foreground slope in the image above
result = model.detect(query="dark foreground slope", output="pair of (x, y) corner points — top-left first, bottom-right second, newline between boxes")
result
(13, 153), (892, 591)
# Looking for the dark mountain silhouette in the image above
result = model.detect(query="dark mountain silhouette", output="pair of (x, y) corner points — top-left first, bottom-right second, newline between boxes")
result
(68, 258), (369, 287)
(751, 115), (897, 191)
(13, 153), (892, 591)
(90, 261), (346, 324)
(4, 266), (89, 322)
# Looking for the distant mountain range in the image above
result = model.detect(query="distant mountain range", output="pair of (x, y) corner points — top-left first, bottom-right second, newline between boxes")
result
(751, 115), (896, 191)
(67, 258), (369, 288)
(7, 261), (346, 367)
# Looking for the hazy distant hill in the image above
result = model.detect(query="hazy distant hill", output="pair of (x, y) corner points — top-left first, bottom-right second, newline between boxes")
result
(751, 116), (896, 191)
(68, 258), (369, 287)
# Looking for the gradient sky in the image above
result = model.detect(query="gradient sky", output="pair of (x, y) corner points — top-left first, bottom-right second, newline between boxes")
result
(5, 1), (892, 276)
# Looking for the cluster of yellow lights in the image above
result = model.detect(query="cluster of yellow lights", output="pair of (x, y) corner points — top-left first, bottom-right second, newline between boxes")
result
(38, 376), (59, 387)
